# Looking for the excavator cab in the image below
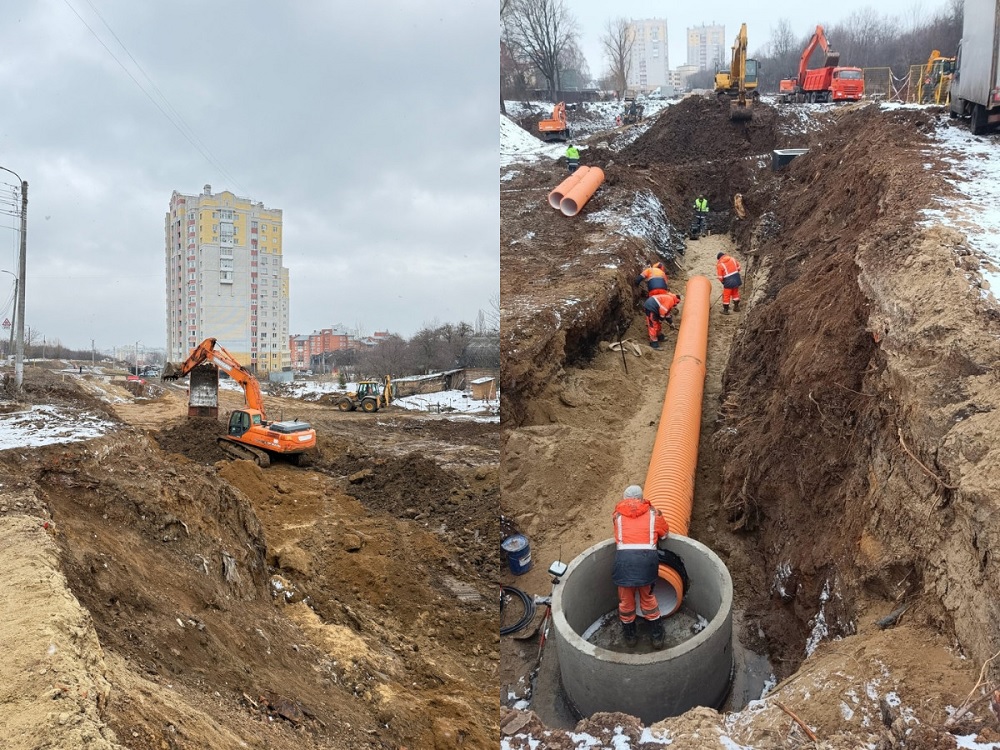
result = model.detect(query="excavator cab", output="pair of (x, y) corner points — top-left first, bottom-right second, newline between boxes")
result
(228, 409), (262, 437)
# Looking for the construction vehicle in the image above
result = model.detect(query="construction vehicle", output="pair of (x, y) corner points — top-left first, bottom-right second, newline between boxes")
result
(920, 50), (955, 104)
(778, 25), (864, 104)
(162, 338), (316, 467)
(622, 95), (644, 125)
(714, 23), (759, 120)
(949, 0), (1000, 134)
(537, 102), (570, 141)
(334, 376), (393, 413)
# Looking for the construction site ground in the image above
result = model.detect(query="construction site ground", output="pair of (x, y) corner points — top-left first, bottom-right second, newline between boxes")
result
(0, 366), (498, 749)
(500, 98), (1000, 748)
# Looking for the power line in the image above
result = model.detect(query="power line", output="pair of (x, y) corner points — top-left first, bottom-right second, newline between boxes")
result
(61, 0), (249, 195)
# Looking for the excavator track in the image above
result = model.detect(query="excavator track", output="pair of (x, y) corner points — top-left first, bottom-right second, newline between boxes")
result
(217, 437), (271, 467)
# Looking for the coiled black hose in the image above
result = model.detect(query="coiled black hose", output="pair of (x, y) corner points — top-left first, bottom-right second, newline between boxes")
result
(500, 585), (536, 636)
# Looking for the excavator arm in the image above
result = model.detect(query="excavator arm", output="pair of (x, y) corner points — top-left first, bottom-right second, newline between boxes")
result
(163, 338), (266, 419)
(731, 24), (747, 91)
(799, 25), (840, 87)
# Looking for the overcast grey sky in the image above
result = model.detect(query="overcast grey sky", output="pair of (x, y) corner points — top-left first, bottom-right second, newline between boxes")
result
(0, 1), (497, 352)
(571, 0), (952, 80)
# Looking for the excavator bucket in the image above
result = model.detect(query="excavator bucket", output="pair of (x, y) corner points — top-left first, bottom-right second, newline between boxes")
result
(161, 361), (182, 380)
(823, 50), (841, 67)
(730, 96), (753, 121)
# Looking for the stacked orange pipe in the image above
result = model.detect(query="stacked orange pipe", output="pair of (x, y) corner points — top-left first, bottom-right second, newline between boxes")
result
(560, 167), (605, 216)
(548, 167), (591, 209)
(643, 275), (712, 613)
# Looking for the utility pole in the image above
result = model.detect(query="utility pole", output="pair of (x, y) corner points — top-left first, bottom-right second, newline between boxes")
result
(0, 170), (28, 389)
(91, 339), (95, 368)
(135, 340), (140, 375)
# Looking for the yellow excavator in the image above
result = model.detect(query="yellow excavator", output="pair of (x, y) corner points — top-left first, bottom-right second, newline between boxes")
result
(714, 23), (758, 121)
(921, 49), (955, 105)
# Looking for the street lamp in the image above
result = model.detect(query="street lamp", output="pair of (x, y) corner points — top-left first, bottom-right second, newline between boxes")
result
(0, 167), (27, 389)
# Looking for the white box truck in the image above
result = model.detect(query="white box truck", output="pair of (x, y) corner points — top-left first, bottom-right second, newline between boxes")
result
(950, 0), (1000, 134)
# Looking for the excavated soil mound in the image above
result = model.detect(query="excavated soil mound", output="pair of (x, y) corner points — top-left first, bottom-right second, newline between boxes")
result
(154, 416), (228, 463)
(327, 451), (500, 579)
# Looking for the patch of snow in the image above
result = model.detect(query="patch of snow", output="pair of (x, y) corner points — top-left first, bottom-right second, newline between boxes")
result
(885, 691), (901, 707)
(692, 614), (708, 634)
(954, 735), (1000, 749)
(639, 726), (672, 744)
(569, 732), (601, 748)
(805, 580), (831, 657)
(512, 699), (530, 710)
(760, 673), (777, 699)
(0, 404), (118, 450)
(921, 123), (1000, 295)
(840, 701), (855, 721)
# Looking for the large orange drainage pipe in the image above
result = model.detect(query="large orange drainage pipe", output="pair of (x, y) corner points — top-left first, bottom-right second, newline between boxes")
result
(548, 166), (591, 209)
(644, 275), (712, 615)
(560, 167), (605, 216)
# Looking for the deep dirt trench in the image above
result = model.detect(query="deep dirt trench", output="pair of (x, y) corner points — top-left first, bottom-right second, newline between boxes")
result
(501, 98), (1000, 746)
(0, 369), (499, 749)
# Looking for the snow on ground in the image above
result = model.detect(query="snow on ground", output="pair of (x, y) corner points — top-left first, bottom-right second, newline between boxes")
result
(920, 122), (1000, 292)
(501, 98), (673, 167)
(0, 404), (117, 450)
(283, 379), (499, 421)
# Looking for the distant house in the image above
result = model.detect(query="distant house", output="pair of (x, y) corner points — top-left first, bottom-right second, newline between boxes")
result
(470, 376), (497, 401)
(393, 368), (465, 396)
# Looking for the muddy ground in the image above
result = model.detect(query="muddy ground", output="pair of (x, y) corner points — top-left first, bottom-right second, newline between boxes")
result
(0, 367), (498, 748)
(501, 97), (1000, 746)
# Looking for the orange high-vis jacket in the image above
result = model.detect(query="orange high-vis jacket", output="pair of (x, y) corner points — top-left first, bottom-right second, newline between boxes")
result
(716, 254), (741, 284)
(612, 497), (670, 587)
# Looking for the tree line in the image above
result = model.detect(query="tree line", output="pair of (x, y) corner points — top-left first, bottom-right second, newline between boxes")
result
(500, 0), (964, 103)
(318, 320), (500, 382)
(751, 1), (962, 92)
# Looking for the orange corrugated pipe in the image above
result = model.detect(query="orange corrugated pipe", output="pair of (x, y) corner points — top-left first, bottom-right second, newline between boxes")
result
(548, 166), (592, 209)
(644, 275), (712, 614)
(560, 167), (605, 216)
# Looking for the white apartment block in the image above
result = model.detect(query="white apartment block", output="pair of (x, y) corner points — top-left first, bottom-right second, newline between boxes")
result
(165, 184), (291, 374)
(626, 18), (670, 92)
(687, 23), (726, 71)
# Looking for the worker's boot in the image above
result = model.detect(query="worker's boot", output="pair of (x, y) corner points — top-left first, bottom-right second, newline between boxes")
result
(733, 299), (741, 312)
(649, 340), (659, 349)
(622, 621), (638, 647)
(649, 618), (666, 650)
(657, 333), (666, 342)
(723, 304), (730, 315)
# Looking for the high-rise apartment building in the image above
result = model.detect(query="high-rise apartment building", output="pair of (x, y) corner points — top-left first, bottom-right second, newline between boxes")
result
(626, 19), (670, 92)
(165, 185), (291, 374)
(687, 23), (726, 71)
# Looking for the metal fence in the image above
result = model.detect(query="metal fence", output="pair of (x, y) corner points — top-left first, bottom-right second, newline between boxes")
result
(863, 67), (895, 101)
(905, 64), (951, 104)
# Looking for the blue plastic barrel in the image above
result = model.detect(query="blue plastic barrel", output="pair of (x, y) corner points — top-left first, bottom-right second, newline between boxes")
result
(502, 534), (532, 575)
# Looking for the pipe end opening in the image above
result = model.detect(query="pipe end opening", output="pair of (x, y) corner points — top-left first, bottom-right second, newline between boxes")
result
(561, 200), (579, 217)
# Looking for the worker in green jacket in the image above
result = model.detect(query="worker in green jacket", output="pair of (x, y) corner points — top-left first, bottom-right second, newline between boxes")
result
(566, 144), (581, 173)
(693, 193), (709, 237)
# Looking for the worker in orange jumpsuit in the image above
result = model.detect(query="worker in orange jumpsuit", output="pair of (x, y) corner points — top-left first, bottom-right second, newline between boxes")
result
(613, 485), (669, 649)
(716, 252), (742, 314)
(643, 291), (681, 349)
(635, 262), (670, 299)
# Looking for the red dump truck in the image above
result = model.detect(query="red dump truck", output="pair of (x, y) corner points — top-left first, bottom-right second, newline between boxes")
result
(778, 25), (864, 103)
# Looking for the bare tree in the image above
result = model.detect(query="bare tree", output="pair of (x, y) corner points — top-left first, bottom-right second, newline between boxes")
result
(500, 0), (511, 114)
(601, 17), (634, 97)
(768, 19), (796, 58)
(505, 0), (579, 101)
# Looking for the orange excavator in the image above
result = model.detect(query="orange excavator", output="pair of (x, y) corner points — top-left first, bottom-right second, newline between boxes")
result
(537, 102), (570, 141)
(162, 337), (316, 467)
